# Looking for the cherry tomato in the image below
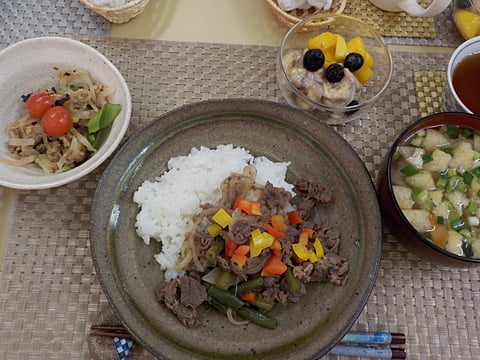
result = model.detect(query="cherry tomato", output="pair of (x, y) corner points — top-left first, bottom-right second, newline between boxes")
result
(41, 106), (73, 137)
(25, 92), (55, 118)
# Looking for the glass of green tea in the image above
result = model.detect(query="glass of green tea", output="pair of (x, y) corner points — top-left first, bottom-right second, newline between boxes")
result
(442, 35), (480, 114)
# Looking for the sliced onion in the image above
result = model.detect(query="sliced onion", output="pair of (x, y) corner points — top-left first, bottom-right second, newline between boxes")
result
(226, 307), (249, 326)
(201, 267), (223, 285)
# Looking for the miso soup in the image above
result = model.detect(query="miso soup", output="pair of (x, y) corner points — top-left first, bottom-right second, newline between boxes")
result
(391, 124), (480, 258)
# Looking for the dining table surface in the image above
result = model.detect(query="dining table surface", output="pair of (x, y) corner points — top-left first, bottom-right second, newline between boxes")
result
(0, 1), (478, 359)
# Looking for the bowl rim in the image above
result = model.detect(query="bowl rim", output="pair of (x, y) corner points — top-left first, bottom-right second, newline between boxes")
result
(446, 35), (480, 114)
(385, 111), (480, 263)
(278, 13), (393, 113)
(0, 36), (132, 190)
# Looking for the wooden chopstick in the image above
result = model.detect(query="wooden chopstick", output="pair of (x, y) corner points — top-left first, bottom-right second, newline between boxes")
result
(89, 324), (134, 339)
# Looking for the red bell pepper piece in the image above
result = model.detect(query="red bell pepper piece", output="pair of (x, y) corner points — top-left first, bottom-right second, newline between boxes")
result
(234, 244), (250, 256)
(271, 214), (288, 232)
(231, 253), (249, 268)
(233, 196), (262, 216)
(225, 239), (238, 258)
(287, 210), (302, 225)
(264, 223), (286, 239)
(270, 238), (282, 251)
(301, 227), (314, 239)
(261, 255), (287, 276)
(240, 292), (257, 302)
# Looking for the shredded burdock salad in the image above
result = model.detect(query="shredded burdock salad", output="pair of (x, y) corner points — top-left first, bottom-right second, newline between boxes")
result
(1, 68), (122, 173)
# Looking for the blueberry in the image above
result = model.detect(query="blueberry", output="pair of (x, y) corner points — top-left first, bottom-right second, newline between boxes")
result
(303, 49), (325, 72)
(325, 63), (344, 83)
(344, 53), (364, 72)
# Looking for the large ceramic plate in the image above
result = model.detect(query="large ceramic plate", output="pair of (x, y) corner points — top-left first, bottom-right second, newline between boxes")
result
(90, 99), (382, 359)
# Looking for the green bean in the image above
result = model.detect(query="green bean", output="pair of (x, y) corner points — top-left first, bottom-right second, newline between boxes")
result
(236, 306), (278, 330)
(208, 285), (245, 310)
(235, 277), (264, 295)
(208, 298), (228, 315)
(205, 237), (224, 264)
(284, 268), (302, 293)
(215, 270), (236, 290)
(250, 296), (274, 312)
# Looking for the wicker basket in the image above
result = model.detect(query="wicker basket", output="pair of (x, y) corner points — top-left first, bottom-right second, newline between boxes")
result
(80, 0), (150, 23)
(265, 0), (347, 32)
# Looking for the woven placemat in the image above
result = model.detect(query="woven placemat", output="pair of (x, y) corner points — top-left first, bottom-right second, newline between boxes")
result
(342, 2), (464, 47)
(0, 36), (478, 359)
(344, 0), (436, 38)
(415, 71), (447, 117)
(0, 0), (110, 50)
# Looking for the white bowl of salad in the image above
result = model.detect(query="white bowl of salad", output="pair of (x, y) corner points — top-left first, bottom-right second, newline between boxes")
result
(0, 36), (131, 189)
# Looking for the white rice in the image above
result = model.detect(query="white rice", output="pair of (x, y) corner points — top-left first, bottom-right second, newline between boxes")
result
(133, 144), (293, 280)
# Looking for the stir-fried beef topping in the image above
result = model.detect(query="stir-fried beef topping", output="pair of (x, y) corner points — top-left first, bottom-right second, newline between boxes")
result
(155, 275), (208, 328)
(156, 173), (348, 328)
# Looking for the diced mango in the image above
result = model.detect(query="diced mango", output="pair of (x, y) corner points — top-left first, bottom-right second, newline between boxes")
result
(454, 9), (480, 39)
(347, 36), (366, 52)
(334, 34), (349, 62)
(347, 36), (374, 67)
(354, 64), (373, 84)
(307, 31), (337, 50)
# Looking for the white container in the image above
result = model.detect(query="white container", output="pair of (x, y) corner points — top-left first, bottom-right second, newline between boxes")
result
(369, 0), (451, 17)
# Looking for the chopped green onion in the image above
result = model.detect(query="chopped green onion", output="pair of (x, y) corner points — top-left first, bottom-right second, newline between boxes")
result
(461, 128), (474, 138)
(422, 153), (433, 163)
(462, 240), (474, 257)
(401, 164), (418, 176)
(448, 201), (461, 220)
(436, 177), (448, 189)
(463, 171), (474, 185)
(447, 176), (460, 192)
(451, 218), (465, 231)
(437, 216), (444, 225)
(460, 228), (472, 239)
(411, 188), (421, 199)
(410, 135), (424, 147)
(468, 202), (479, 216)
(413, 189), (433, 211)
(447, 168), (458, 178)
(473, 167), (480, 177)
(447, 176), (468, 193)
(446, 124), (459, 136)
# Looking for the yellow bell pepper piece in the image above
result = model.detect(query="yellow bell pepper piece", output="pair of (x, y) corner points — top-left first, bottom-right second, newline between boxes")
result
(308, 250), (318, 263)
(250, 229), (275, 257)
(313, 238), (324, 259)
(207, 223), (222, 237)
(292, 243), (310, 261)
(212, 208), (233, 228)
